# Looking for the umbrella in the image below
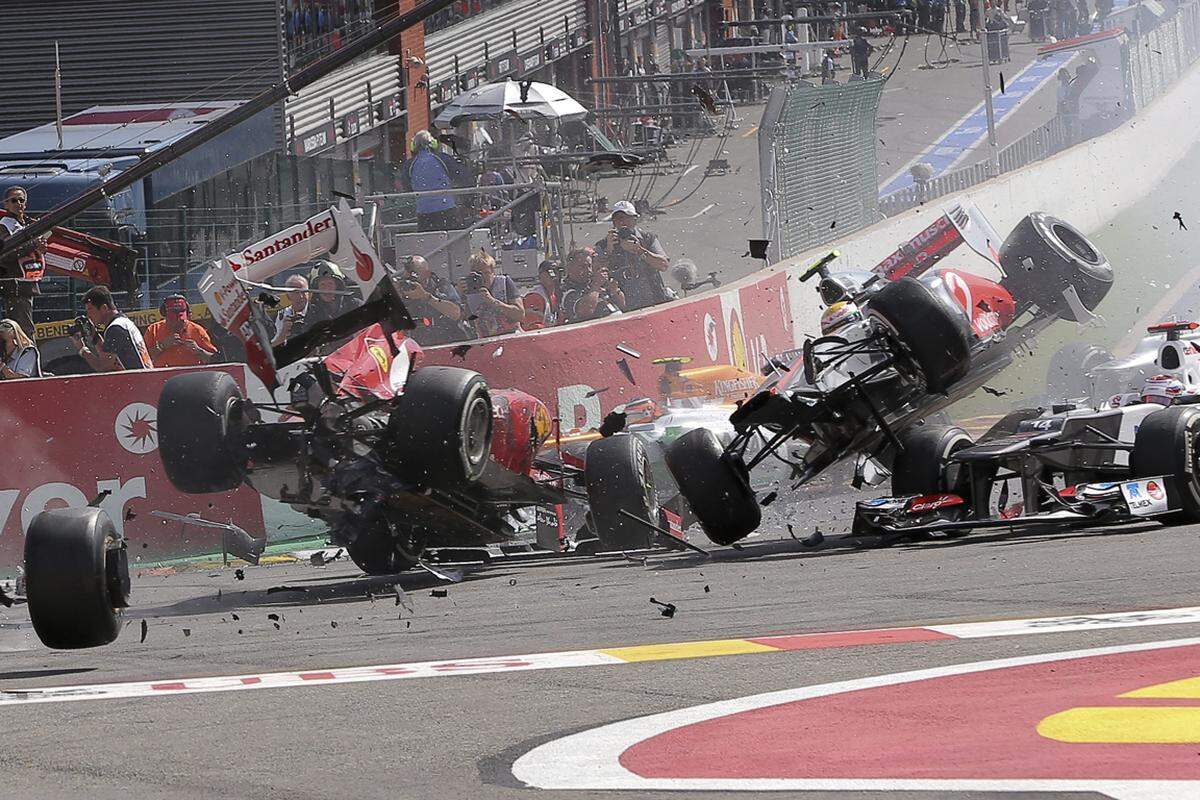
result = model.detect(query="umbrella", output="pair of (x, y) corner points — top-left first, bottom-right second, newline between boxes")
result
(434, 79), (588, 126)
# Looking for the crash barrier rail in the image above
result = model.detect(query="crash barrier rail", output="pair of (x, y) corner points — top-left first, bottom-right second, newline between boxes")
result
(759, 75), (886, 261)
(877, 1), (1200, 218)
(877, 115), (1073, 216)
(0, 363), (264, 571)
(1127, 0), (1200, 109)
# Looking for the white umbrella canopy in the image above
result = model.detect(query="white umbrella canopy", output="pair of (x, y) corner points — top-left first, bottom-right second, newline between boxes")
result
(433, 79), (588, 126)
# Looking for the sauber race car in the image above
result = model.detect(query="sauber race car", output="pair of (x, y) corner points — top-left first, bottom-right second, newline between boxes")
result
(852, 320), (1200, 542)
(665, 208), (1115, 546)
(21, 203), (659, 650)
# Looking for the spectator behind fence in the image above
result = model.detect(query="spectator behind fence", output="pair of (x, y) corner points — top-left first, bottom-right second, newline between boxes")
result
(463, 252), (524, 338)
(522, 260), (561, 329)
(559, 248), (624, 324)
(272, 274), (311, 346)
(73, 285), (153, 371)
(851, 30), (874, 77)
(0, 186), (47, 341)
(592, 200), (669, 312)
(144, 294), (218, 368)
(400, 130), (470, 231)
(0, 318), (41, 378)
(401, 255), (467, 345)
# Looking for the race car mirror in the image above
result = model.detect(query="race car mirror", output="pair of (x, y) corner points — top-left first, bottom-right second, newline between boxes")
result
(852, 454), (890, 489)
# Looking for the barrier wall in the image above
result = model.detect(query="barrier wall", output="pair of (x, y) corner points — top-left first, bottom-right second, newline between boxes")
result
(0, 364), (264, 571)
(423, 57), (1200, 419)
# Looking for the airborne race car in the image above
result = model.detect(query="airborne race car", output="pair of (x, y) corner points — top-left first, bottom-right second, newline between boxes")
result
(851, 321), (1200, 541)
(666, 208), (1116, 545)
(21, 203), (659, 650)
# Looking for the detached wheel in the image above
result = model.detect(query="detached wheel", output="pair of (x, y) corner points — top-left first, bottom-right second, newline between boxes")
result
(664, 428), (761, 546)
(1000, 212), (1113, 320)
(159, 371), (249, 493)
(869, 277), (971, 393)
(1046, 342), (1113, 402)
(26, 507), (128, 649)
(584, 435), (658, 550)
(891, 424), (974, 496)
(345, 519), (425, 575)
(1132, 406), (1200, 523)
(389, 367), (492, 485)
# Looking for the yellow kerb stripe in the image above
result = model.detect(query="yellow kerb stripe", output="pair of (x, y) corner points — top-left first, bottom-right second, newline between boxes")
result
(1121, 675), (1200, 698)
(600, 638), (779, 662)
(1038, 707), (1200, 743)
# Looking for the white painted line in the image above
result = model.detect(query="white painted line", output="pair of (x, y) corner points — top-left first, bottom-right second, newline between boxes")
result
(512, 636), (1200, 798)
(6, 605), (1200, 707)
(929, 606), (1200, 639)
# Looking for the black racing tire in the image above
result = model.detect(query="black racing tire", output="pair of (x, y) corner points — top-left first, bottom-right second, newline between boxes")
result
(158, 371), (249, 494)
(869, 277), (971, 394)
(346, 521), (425, 575)
(388, 367), (492, 485)
(584, 435), (658, 551)
(1045, 342), (1113, 402)
(1132, 406), (1200, 524)
(25, 507), (128, 649)
(891, 424), (974, 496)
(664, 428), (761, 546)
(999, 212), (1113, 321)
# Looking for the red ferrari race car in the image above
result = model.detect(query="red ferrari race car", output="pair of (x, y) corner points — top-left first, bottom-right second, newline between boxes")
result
(666, 208), (1114, 546)
(19, 205), (658, 650)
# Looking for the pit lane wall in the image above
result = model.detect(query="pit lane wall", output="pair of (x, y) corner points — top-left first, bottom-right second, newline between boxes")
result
(422, 56), (1200, 424)
(0, 364), (263, 573)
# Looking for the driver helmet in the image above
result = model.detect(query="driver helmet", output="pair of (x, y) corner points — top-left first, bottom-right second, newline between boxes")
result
(1141, 374), (1186, 406)
(820, 301), (863, 336)
(308, 259), (346, 289)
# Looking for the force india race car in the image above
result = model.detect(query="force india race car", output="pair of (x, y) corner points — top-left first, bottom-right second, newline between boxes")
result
(665, 207), (1115, 546)
(851, 320), (1200, 542)
(20, 203), (660, 650)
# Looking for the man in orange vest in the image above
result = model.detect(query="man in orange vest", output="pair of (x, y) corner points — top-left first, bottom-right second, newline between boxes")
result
(143, 294), (218, 368)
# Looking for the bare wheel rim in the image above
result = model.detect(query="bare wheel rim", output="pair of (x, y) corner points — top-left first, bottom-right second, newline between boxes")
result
(462, 395), (491, 470)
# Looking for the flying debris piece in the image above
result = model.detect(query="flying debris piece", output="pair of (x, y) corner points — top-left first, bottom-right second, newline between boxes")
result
(760, 491), (778, 506)
(450, 344), (472, 360)
(89, 489), (112, 507)
(1174, 211), (1188, 230)
(231, 613), (240, 621)
(430, 588), (449, 598)
(493, 346), (504, 358)
(691, 85), (719, 115)
(267, 613), (281, 622)
(830, 220), (837, 229)
(183, 629), (191, 637)
(616, 358), (636, 384)
(509, 578), (517, 586)
(703, 585), (711, 593)
(649, 597), (677, 618)
(416, 559), (463, 583)
(598, 410), (627, 438)
(394, 584), (414, 613)
(802, 529), (825, 547)
(616, 343), (642, 359)
(140, 619), (148, 644)
(124, 508), (137, 522)
(330, 621), (338, 629)
(585, 387), (611, 398)
(787, 523), (799, 540)
(999, 72), (1006, 93)
(748, 239), (770, 260)
(234, 569), (245, 581)
(981, 385), (1008, 397)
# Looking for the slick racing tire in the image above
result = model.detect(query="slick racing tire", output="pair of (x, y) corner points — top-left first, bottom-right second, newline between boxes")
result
(891, 423), (974, 496)
(1132, 405), (1200, 524)
(346, 525), (424, 575)
(665, 428), (761, 546)
(26, 507), (128, 649)
(389, 367), (493, 485)
(1045, 342), (1113, 403)
(869, 277), (971, 394)
(999, 213), (1113, 321)
(159, 371), (249, 493)
(584, 435), (658, 551)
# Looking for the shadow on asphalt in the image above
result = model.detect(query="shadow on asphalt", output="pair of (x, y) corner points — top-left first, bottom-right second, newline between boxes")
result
(0, 667), (95, 680)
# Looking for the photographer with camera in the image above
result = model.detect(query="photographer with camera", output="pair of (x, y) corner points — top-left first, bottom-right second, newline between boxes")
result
(143, 294), (218, 368)
(559, 248), (625, 325)
(462, 252), (524, 338)
(400, 255), (466, 345)
(592, 200), (670, 312)
(72, 285), (153, 371)
(271, 274), (312, 346)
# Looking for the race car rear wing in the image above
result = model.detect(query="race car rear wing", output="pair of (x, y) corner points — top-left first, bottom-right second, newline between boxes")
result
(872, 202), (1004, 281)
